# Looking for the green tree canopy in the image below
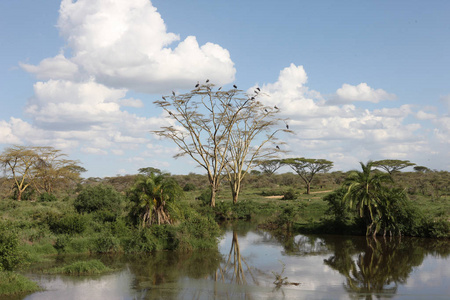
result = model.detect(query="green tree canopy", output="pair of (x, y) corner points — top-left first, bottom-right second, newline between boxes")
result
(372, 159), (415, 175)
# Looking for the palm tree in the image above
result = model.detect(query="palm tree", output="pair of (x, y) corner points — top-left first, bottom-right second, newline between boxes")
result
(343, 161), (393, 236)
(127, 173), (182, 228)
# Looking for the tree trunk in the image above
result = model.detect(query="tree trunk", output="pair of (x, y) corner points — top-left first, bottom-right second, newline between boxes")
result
(306, 182), (311, 195)
(210, 188), (216, 207)
(17, 189), (22, 201)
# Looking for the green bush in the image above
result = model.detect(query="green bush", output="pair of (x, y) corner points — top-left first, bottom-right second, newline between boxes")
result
(196, 188), (211, 206)
(38, 192), (57, 202)
(183, 183), (196, 191)
(282, 189), (297, 200)
(0, 224), (21, 271)
(122, 228), (158, 253)
(47, 213), (87, 235)
(0, 271), (40, 296)
(93, 233), (120, 253)
(74, 184), (123, 217)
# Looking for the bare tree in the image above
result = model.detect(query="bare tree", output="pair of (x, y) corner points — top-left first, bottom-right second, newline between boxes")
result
(153, 83), (246, 207)
(223, 95), (290, 203)
(153, 83), (289, 206)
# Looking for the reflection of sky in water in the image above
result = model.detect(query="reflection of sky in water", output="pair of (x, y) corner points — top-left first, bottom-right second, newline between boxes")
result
(22, 229), (450, 300)
(397, 256), (450, 298)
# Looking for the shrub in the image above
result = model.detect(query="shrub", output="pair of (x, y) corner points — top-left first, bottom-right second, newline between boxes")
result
(183, 183), (196, 191)
(282, 189), (297, 200)
(196, 188), (212, 206)
(93, 233), (120, 253)
(0, 224), (21, 271)
(47, 213), (87, 235)
(74, 184), (123, 217)
(0, 271), (40, 296)
(122, 228), (158, 253)
(38, 192), (57, 202)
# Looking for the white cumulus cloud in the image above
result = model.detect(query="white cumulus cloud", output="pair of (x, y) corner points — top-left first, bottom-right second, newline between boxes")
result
(333, 83), (396, 104)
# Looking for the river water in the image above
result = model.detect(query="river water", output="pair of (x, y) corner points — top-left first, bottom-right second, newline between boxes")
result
(21, 222), (450, 299)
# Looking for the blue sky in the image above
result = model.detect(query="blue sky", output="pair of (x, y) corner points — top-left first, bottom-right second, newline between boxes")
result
(1, 0), (449, 177)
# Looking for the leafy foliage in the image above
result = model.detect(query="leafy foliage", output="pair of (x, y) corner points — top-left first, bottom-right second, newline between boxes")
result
(74, 184), (123, 218)
(0, 223), (21, 271)
(127, 174), (183, 227)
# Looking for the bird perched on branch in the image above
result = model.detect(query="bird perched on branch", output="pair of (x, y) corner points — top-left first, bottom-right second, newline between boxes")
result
(233, 84), (237, 89)
(206, 79), (209, 83)
(172, 91), (175, 96)
(195, 82), (199, 88)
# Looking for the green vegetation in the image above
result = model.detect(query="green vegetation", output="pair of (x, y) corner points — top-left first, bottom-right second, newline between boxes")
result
(46, 259), (112, 276)
(0, 152), (449, 297)
(0, 271), (40, 296)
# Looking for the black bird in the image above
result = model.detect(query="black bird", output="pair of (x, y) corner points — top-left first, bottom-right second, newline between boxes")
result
(195, 82), (199, 88)
(256, 87), (261, 91)
(276, 145), (280, 150)
(162, 96), (166, 100)
(168, 111), (173, 115)
(286, 124), (289, 129)
(251, 97), (255, 100)
(265, 109), (268, 113)
(274, 105), (278, 109)
(218, 87), (222, 90)
(206, 79), (209, 83)
(233, 84), (237, 89)
(172, 91), (175, 96)
(254, 90), (258, 94)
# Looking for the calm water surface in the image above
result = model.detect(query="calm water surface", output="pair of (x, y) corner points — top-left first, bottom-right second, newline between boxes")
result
(22, 223), (450, 299)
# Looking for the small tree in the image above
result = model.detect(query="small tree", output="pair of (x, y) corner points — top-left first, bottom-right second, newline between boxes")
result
(282, 158), (333, 194)
(343, 161), (393, 236)
(127, 173), (182, 227)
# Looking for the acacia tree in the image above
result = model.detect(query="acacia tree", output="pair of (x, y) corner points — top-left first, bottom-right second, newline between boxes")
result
(0, 146), (40, 201)
(153, 83), (287, 206)
(222, 92), (289, 204)
(372, 159), (415, 175)
(0, 145), (84, 200)
(254, 159), (283, 175)
(32, 147), (85, 194)
(282, 157), (333, 194)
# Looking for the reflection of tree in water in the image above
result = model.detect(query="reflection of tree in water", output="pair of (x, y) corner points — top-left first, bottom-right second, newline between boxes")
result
(126, 250), (221, 299)
(216, 231), (259, 285)
(323, 236), (450, 300)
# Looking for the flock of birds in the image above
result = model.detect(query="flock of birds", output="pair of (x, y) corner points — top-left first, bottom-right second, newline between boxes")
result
(163, 80), (289, 151)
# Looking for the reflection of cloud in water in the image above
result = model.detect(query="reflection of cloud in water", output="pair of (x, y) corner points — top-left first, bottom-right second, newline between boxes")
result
(399, 256), (450, 296)
(25, 269), (135, 300)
